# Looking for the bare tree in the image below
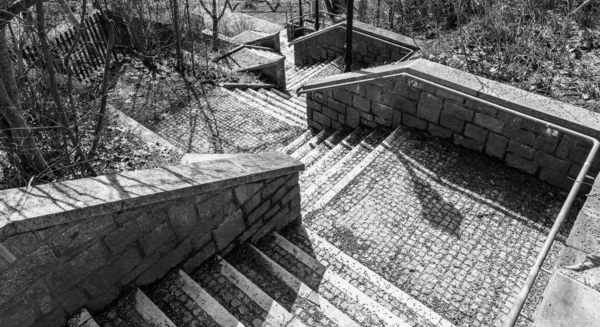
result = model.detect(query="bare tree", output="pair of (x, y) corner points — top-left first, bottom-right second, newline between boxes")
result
(198, 0), (227, 51)
(0, 0), (51, 178)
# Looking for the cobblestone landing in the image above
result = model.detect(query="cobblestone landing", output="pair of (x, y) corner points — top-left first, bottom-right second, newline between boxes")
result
(301, 126), (582, 327)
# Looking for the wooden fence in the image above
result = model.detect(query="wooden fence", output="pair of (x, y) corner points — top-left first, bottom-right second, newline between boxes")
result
(19, 11), (134, 81)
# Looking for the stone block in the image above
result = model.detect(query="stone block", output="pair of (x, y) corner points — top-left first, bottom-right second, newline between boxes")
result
(2, 232), (38, 259)
(337, 89), (354, 106)
(365, 84), (383, 103)
(374, 116), (392, 127)
(453, 134), (484, 152)
(403, 114), (428, 131)
(121, 252), (161, 286)
(417, 93), (442, 123)
(485, 133), (509, 159)
(51, 214), (115, 256)
(345, 83), (365, 97)
(503, 125), (535, 146)
(48, 243), (109, 296)
(393, 84), (420, 101)
(505, 153), (538, 175)
(104, 219), (145, 254)
(439, 113), (465, 132)
(36, 307), (67, 327)
(58, 287), (88, 314)
(247, 200), (271, 225)
(507, 141), (535, 160)
(313, 111), (331, 127)
(139, 222), (175, 256)
(464, 99), (497, 116)
(183, 241), (216, 273)
(372, 102), (393, 121)
(243, 193), (262, 214)
(474, 113), (505, 134)
(443, 101), (474, 121)
(353, 95), (371, 111)
(534, 151), (570, 173)
(281, 185), (299, 205)
(137, 239), (192, 285)
(306, 97), (322, 111)
(82, 247), (142, 297)
(213, 209), (245, 251)
(327, 98), (346, 114)
(555, 134), (577, 159)
(167, 199), (198, 240)
(261, 176), (287, 199)
(464, 124), (489, 143)
(360, 112), (374, 121)
(234, 183), (262, 205)
(0, 295), (36, 327)
(434, 88), (465, 104)
(568, 141), (592, 164)
(322, 106), (338, 120)
(0, 246), (57, 307)
(346, 107), (360, 128)
(428, 124), (453, 139)
(534, 134), (559, 153)
(392, 110), (402, 128)
(381, 94), (417, 115)
(539, 168), (573, 190)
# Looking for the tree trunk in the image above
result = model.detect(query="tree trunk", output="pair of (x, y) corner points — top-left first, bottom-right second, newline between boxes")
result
(56, 0), (80, 26)
(345, 0), (353, 72)
(172, 0), (183, 72)
(0, 22), (50, 176)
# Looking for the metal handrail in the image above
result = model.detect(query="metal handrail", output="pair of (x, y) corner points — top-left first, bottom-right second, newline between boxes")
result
(298, 72), (600, 326)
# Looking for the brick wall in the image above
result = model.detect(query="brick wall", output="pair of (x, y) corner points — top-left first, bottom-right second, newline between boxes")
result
(305, 63), (600, 191)
(0, 152), (303, 327)
(291, 21), (417, 67)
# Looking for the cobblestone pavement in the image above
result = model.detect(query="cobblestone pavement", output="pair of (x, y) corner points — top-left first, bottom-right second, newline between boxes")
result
(302, 127), (582, 327)
(149, 87), (304, 154)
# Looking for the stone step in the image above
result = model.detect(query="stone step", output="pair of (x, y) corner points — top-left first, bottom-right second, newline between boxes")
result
(281, 129), (317, 155)
(220, 88), (302, 128)
(299, 127), (369, 187)
(281, 225), (455, 327)
(94, 288), (176, 327)
(301, 127), (389, 213)
(298, 128), (350, 170)
(306, 126), (404, 215)
(257, 88), (306, 117)
(256, 232), (411, 327)
(66, 309), (100, 327)
(269, 88), (307, 109)
(286, 63), (323, 82)
(175, 270), (245, 327)
(288, 59), (342, 90)
(246, 89), (305, 121)
(144, 270), (240, 327)
(190, 256), (305, 327)
(226, 244), (360, 327)
(290, 128), (334, 161)
(231, 88), (307, 128)
(287, 62), (329, 87)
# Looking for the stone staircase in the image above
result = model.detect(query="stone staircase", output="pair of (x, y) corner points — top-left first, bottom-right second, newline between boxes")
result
(286, 57), (344, 91)
(75, 124), (455, 327)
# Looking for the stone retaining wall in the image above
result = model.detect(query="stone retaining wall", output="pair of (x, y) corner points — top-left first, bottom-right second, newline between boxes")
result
(245, 32), (281, 52)
(0, 153), (303, 327)
(290, 21), (418, 67)
(303, 59), (600, 191)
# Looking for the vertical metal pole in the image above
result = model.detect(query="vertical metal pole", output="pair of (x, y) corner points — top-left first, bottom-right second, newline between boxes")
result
(299, 0), (304, 26)
(315, 0), (320, 30)
(344, 0), (353, 72)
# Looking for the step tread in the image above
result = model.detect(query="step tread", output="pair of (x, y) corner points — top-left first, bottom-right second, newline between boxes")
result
(300, 127), (368, 186)
(301, 127), (389, 211)
(217, 256), (305, 327)
(247, 244), (361, 327)
(283, 226), (454, 327)
(262, 233), (410, 327)
(281, 129), (316, 155)
(270, 88), (306, 108)
(222, 88), (303, 128)
(175, 270), (245, 327)
(291, 128), (334, 160)
(232, 89), (306, 127)
(257, 89), (306, 116)
(246, 89), (305, 120)
(299, 128), (350, 170)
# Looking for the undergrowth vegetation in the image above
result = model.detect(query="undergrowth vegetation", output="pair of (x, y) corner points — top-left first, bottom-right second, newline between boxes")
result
(384, 0), (600, 111)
